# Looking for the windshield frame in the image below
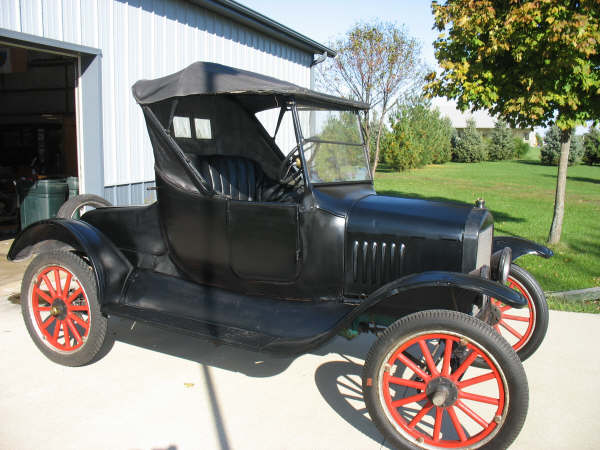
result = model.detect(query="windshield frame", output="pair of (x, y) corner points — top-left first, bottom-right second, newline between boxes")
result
(291, 103), (372, 187)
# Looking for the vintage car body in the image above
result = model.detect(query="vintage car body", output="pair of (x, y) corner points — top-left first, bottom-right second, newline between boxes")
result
(9, 62), (554, 449)
(7, 62), (553, 354)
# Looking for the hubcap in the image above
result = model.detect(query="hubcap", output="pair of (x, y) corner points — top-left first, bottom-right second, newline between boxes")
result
(49, 299), (67, 319)
(426, 376), (459, 407)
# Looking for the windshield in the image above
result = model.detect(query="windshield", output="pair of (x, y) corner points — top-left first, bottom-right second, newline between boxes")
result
(297, 107), (371, 184)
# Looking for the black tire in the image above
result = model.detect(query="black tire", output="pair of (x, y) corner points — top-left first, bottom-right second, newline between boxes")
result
(57, 194), (112, 219)
(490, 264), (549, 362)
(21, 250), (108, 366)
(363, 310), (528, 449)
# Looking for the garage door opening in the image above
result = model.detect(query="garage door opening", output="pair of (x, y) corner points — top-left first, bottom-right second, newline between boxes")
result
(0, 46), (79, 237)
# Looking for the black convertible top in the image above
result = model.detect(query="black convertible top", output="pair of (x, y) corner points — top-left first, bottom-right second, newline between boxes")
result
(132, 61), (369, 111)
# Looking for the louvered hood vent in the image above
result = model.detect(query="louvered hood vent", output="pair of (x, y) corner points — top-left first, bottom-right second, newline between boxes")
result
(350, 240), (405, 288)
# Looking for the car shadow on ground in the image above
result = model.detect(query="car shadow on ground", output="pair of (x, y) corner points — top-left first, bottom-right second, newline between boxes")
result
(106, 317), (462, 445)
(106, 316), (374, 377)
(106, 316), (387, 443)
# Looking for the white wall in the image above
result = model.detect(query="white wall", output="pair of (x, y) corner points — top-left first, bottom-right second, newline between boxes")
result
(1, 0), (312, 204)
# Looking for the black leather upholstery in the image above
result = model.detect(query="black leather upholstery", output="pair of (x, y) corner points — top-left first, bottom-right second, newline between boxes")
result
(190, 155), (266, 201)
(186, 154), (301, 203)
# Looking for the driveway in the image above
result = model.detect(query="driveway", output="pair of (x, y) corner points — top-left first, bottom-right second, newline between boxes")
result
(0, 251), (599, 449)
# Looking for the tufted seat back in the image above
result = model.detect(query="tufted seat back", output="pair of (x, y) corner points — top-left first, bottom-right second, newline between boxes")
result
(191, 155), (267, 201)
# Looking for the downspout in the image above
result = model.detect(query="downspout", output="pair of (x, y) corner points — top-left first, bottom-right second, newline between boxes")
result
(310, 51), (328, 89)
(309, 52), (328, 135)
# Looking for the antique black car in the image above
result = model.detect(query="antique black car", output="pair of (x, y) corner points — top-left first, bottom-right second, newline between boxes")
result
(8, 62), (554, 449)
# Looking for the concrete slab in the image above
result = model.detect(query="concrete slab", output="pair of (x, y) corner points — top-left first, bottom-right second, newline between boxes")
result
(0, 286), (599, 449)
(0, 239), (28, 296)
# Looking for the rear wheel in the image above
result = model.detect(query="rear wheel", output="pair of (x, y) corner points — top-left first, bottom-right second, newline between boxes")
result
(57, 194), (112, 219)
(363, 310), (528, 449)
(21, 250), (108, 366)
(489, 264), (548, 362)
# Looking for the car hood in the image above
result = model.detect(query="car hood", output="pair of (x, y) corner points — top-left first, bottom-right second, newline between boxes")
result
(344, 194), (491, 295)
(347, 194), (475, 241)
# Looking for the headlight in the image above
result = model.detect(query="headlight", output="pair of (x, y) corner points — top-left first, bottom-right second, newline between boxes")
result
(491, 247), (512, 284)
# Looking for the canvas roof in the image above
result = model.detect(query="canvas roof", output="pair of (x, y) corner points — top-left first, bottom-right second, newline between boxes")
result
(132, 62), (369, 111)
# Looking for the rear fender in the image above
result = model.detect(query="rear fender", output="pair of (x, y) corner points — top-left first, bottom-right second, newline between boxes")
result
(352, 271), (527, 320)
(8, 219), (132, 305)
(493, 236), (553, 262)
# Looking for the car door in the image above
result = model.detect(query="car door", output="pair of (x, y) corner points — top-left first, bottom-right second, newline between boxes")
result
(227, 200), (300, 282)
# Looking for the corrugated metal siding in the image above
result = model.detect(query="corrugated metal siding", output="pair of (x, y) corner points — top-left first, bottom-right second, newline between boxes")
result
(1, 0), (312, 204)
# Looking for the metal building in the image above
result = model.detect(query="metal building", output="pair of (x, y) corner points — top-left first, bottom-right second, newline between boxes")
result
(0, 0), (333, 212)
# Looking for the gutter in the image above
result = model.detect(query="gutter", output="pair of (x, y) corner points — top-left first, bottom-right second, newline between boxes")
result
(188, 0), (336, 58)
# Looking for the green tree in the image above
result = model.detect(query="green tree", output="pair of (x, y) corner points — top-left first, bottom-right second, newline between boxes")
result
(306, 112), (368, 182)
(512, 136), (532, 159)
(383, 99), (453, 170)
(319, 111), (361, 143)
(426, 1), (600, 244)
(452, 118), (487, 162)
(541, 126), (584, 165)
(488, 119), (515, 161)
(583, 127), (600, 165)
(317, 21), (424, 177)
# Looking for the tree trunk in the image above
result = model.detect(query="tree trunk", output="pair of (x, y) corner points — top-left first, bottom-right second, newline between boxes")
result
(370, 117), (385, 177)
(360, 111), (371, 166)
(547, 129), (571, 244)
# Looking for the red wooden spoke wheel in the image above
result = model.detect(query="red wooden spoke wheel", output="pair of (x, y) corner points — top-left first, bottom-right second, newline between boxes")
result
(487, 264), (549, 362)
(490, 276), (534, 352)
(380, 333), (506, 448)
(363, 310), (528, 450)
(30, 265), (91, 352)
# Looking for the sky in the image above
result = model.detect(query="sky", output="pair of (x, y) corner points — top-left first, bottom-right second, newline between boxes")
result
(242, 0), (439, 67)
(241, 0), (492, 129)
(240, 1), (579, 135)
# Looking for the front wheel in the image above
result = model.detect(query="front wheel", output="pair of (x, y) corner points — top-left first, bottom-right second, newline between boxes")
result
(489, 264), (549, 362)
(363, 310), (528, 449)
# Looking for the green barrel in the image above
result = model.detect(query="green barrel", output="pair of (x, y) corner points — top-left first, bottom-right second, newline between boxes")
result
(67, 176), (79, 199)
(66, 176), (81, 218)
(19, 178), (68, 229)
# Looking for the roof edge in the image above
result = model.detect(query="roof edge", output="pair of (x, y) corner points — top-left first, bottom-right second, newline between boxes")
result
(187, 0), (335, 58)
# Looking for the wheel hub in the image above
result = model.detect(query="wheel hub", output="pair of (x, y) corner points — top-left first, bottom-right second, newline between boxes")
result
(50, 299), (67, 320)
(488, 303), (503, 326)
(425, 376), (458, 407)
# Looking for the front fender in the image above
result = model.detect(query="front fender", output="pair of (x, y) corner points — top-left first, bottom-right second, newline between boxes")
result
(355, 271), (527, 316)
(493, 236), (553, 262)
(8, 219), (132, 305)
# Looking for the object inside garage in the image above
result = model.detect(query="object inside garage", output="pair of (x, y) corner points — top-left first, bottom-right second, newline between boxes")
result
(0, 45), (79, 237)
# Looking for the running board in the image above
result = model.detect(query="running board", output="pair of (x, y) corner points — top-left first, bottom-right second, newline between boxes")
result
(102, 269), (354, 354)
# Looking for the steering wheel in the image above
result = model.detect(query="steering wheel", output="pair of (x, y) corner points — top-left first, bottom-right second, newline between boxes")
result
(278, 145), (304, 186)
(262, 146), (304, 202)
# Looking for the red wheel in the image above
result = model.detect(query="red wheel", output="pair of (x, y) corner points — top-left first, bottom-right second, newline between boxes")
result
(29, 265), (91, 352)
(363, 310), (528, 449)
(489, 264), (549, 361)
(21, 251), (108, 366)
(380, 333), (505, 448)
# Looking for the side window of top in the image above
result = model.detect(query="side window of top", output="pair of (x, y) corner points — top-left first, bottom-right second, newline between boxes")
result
(255, 108), (296, 154)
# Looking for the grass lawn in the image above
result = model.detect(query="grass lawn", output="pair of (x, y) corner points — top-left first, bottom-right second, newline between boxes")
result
(373, 148), (600, 312)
